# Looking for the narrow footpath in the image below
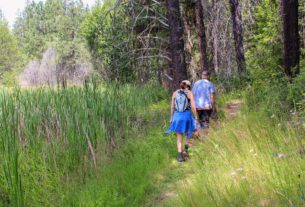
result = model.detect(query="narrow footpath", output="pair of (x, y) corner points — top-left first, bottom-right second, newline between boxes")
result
(153, 99), (243, 207)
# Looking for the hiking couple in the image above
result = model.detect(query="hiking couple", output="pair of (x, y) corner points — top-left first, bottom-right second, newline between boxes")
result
(166, 71), (215, 162)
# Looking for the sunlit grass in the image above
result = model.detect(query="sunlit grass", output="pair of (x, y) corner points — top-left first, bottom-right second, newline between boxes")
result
(178, 109), (305, 206)
(0, 83), (168, 206)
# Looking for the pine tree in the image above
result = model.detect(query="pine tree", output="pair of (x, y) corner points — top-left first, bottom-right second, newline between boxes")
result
(166, 0), (187, 89)
(281, 0), (300, 77)
(229, 0), (246, 74)
(0, 14), (19, 76)
(195, 0), (209, 72)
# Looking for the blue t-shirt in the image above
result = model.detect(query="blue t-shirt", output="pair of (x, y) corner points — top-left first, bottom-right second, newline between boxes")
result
(192, 79), (215, 109)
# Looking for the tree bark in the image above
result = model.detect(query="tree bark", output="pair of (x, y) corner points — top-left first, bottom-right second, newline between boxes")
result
(195, 0), (209, 72)
(229, 0), (246, 74)
(181, 1), (196, 80)
(281, 0), (300, 77)
(166, 0), (187, 89)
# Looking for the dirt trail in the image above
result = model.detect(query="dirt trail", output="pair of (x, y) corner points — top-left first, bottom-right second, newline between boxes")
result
(225, 99), (243, 119)
(153, 99), (243, 207)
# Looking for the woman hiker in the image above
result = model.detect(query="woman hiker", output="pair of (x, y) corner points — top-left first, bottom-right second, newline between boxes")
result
(166, 80), (198, 162)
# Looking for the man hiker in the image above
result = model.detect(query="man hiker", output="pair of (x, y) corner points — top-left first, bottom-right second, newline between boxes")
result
(192, 71), (215, 129)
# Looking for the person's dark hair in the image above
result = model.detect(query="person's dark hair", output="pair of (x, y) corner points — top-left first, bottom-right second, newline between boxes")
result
(202, 71), (210, 79)
(179, 81), (186, 89)
(202, 70), (210, 77)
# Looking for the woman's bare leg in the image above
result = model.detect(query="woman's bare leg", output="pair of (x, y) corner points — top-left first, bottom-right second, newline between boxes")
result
(176, 133), (183, 152)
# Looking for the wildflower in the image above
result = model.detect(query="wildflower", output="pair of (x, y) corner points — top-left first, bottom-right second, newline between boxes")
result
(236, 166), (243, 172)
(278, 153), (285, 159)
(231, 171), (237, 177)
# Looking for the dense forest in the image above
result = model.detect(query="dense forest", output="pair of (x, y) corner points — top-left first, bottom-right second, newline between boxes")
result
(0, 0), (304, 86)
(0, 0), (304, 206)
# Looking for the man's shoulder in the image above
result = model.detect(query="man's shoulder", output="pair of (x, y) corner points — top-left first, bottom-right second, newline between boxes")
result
(194, 80), (204, 85)
(204, 80), (214, 87)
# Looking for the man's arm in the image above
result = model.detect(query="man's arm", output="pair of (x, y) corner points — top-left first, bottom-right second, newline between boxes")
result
(211, 93), (215, 109)
(210, 83), (215, 109)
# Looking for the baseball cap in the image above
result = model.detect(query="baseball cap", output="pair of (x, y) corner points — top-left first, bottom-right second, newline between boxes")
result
(181, 80), (191, 88)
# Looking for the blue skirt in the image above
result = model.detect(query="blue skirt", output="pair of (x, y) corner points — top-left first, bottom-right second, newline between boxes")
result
(166, 110), (197, 138)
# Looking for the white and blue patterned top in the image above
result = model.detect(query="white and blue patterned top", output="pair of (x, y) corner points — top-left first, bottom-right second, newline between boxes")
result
(192, 79), (215, 109)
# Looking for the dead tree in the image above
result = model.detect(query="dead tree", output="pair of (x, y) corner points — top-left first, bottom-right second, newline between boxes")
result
(281, 0), (300, 77)
(229, 0), (246, 74)
(195, 0), (209, 72)
(166, 0), (187, 88)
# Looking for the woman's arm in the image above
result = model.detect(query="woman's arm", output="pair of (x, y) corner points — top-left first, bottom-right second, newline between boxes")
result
(170, 92), (176, 122)
(188, 91), (198, 120)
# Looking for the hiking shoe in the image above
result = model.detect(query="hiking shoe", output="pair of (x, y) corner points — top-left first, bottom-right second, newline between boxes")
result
(177, 152), (185, 162)
(183, 144), (190, 159)
(182, 151), (189, 159)
(184, 144), (189, 153)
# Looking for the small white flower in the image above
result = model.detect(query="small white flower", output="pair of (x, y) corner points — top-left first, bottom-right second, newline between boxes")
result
(231, 171), (237, 177)
(278, 153), (285, 159)
(236, 166), (243, 172)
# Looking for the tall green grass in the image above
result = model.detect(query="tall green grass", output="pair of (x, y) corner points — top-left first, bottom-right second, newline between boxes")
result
(177, 108), (305, 206)
(0, 83), (167, 206)
(63, 125), (176, 207)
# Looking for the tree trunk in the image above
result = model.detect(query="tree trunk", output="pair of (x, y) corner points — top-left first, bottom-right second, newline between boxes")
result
(166, 0), (187, 89)
(195, 0), (209, 72)
(282, 0), (300, 77)
(229, 0), (246, 74)
(181, 1), (196, 81)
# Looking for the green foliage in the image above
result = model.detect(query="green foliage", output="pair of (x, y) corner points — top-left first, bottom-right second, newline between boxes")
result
(13, 0), (91, 77)
(246, 0), (281, 75)
(288, 71), (305, 119)
(81, 0), (134, 82)
(0, 17), (20, 80)
(244, 0), (304, 119)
